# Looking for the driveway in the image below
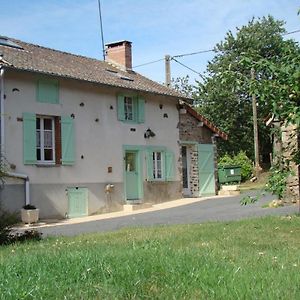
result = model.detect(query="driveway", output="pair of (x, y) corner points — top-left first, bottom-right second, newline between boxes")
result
(37, 191), (298, 237)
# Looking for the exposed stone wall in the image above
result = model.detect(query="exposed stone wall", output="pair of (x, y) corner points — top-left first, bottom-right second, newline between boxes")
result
(179, 111), (213, 143)
(179, 110), (218, 197)
(281, 124), (299, 200)
(189, 145), (199, 196)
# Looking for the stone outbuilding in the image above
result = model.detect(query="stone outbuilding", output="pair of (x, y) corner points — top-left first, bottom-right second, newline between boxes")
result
(178, 103), (228, 197)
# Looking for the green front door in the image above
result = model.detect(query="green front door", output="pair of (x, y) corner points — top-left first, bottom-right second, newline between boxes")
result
(198, 144), (216, 196)
(68, 187), (88, 218)
(125, 151), (140, 200)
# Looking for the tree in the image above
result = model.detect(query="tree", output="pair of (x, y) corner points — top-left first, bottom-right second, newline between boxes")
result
(194, 16), (299, 162)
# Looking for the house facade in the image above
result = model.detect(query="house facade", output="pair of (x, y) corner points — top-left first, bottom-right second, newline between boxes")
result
(0, 37), (226, 219)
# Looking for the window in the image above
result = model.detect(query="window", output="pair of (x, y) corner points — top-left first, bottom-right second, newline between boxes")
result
(146, 148), (175, 181)
(36, 116), (55, 164)
(37, 79), (59, 104)
(23, 113), (74, 166)
(152, 151), (163, 179)
(117, 95), (145, 123)
(124, 96), (134, 121)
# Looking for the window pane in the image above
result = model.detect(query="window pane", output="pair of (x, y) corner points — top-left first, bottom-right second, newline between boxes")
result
(125, 152), (136, 172)
(44, 118), (52, 130)
(36, 118), (40, 129)
(36, 149), (41, 161)
(124, 97), (133, 121)
(36, 130), (41, 147)
(44, 149), (53, 161)
(44, 131), (53, 148)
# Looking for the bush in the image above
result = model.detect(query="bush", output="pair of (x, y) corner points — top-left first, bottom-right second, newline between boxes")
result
(0, 205), (18, 245)
(219, 151), (253, 181)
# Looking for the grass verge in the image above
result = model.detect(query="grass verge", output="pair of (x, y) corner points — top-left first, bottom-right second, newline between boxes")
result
(1, 216), (300, 299)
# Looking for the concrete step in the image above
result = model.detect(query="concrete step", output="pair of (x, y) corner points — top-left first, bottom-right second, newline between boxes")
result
(123, 203), (153, 212)
(218, 190), (241, 196)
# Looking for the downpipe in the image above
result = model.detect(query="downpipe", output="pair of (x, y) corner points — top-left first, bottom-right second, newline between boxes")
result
(0, 69), (30, 206)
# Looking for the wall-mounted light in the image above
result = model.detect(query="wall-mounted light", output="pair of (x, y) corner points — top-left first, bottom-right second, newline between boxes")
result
(144, 128), (156, 139)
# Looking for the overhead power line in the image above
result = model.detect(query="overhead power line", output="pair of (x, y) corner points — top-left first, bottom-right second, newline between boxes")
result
(133, 47), (214, 68)
(133, 58), (165, 68)
(173, 49), (214, 58)
(284, 29), (300, 35)
(171, 57), (205, 80)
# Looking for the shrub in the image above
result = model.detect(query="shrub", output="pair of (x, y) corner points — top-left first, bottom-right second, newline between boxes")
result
(218, 151), (253, 181)
(0, 204), (18, 245)
(0, 202), (42, 245)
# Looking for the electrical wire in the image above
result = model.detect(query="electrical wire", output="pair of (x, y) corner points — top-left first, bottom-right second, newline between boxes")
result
(173, 49), (214, 58)
(132, 28), (300, 72)
(133, 58), (165, 68)
(284, 29), (300, 35)
(171, 57), (205, 80)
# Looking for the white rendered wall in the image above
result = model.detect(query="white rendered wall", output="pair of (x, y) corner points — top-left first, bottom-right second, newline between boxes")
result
(4, 71), (180, 185)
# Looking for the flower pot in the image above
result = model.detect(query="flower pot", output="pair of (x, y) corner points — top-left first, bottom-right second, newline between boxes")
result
(21, 208), (40, 224)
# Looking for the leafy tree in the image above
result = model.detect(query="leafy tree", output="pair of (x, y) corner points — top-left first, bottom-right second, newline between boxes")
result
(194, 16), (299, 161)
(172, 75), (197, 98)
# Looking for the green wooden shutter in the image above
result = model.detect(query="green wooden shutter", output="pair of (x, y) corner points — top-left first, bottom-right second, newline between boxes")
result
(61, 116), (75, 165)
(23, 113), (37, 165)
(117, 95), (125, 121)
(146, 150), (154, 181)
(198, 144), (215, 196)
(37, 79), (59, 104)
(165, 150), (175, 181)
(137, 97), (145, 123)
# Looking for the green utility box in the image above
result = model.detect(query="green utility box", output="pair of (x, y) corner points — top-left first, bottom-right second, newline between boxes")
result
(218, 165), (241, 184)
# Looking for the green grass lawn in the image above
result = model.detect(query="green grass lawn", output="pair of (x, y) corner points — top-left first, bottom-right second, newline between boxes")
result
(1, 216), (300, 299)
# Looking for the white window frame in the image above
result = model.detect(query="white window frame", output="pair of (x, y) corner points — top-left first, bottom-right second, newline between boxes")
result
(124, 96), (134, 121)
(153, 151), (164, 180)
(36, 116), (55, 164)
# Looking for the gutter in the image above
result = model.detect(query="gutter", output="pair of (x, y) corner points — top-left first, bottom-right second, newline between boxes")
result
(6, 172), (30, 206)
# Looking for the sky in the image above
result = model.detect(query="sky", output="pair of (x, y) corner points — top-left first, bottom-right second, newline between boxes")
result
(0, 0), (299, 85)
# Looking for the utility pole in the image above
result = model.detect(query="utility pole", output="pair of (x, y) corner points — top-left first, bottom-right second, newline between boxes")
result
(165, 55), (171, 87)
(251, 67), (262, 176)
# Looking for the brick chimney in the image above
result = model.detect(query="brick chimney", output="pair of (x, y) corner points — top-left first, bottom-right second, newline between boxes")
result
(105, 40), (132, 70)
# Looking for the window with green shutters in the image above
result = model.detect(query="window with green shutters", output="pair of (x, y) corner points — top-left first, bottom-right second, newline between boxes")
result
(146, 148), (175, 181)
(36, 79), (59, 104)
(117, 95), (145, 123)
(23, 113), (74, 166)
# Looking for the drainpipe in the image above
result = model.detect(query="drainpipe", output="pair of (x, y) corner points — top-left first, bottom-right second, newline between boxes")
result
(0, 67), (4, 158)
(7, 172), (30, 205)
(0, 70), (31, 206)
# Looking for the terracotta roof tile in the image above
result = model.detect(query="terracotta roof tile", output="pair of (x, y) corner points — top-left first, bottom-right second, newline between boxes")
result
(0, 36), (191, 100)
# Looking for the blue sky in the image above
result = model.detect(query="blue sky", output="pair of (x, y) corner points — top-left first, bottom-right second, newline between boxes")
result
(1, 0), (299, 84)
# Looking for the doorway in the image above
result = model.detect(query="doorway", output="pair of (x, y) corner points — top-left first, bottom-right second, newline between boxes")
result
(182, 145), (191, 196)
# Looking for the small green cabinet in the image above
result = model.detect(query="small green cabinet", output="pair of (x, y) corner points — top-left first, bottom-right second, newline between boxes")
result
(67, 187), (88, 218)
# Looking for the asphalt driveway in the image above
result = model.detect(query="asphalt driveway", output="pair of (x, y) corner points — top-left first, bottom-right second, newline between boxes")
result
(38, 191), (298, 237)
